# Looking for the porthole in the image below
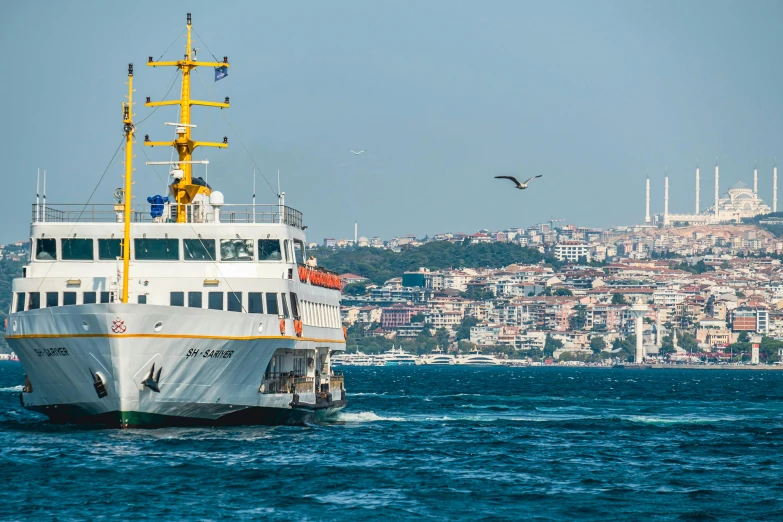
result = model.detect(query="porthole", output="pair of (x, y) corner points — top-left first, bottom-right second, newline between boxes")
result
(258, 322), (264, 333)
(154, 321), (163, 332)
(81, 321), (89, 332)
(12, 321), (17, 332)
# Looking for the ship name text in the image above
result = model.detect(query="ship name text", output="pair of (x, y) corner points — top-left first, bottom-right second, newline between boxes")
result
(34, 347), (70, 357)
(185, 348), (234, 360)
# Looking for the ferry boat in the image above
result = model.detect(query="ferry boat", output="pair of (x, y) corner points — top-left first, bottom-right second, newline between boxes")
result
(457, 348), (501, 366)
(7, 14), (347, 428)
(377, 347), (420, 366)
(422, 346), (455, 365)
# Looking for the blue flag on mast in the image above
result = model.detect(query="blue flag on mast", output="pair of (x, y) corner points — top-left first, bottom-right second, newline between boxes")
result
(214, 66), (228, 82)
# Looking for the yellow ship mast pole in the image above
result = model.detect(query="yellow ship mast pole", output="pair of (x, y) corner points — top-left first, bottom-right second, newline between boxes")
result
(121, 63), (135, 304)
(145, 13), (230, 223)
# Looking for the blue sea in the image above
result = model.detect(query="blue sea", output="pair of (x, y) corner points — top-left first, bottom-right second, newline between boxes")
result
(2, 362), (783, 521)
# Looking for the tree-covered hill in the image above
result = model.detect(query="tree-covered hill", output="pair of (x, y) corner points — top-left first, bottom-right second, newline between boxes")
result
(313, 241), (545, 284)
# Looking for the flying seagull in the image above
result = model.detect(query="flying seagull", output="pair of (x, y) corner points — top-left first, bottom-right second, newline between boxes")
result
(494, 174), (542, 190)
(350, 149), (365, 155)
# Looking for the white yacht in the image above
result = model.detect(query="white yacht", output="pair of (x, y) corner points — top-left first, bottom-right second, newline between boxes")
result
(422, 346), (456, 365)
(377, 347), (420, 366)
(457, 348), (501, 366)
(7, 14), (347, 427)
(331, 351), (373, 367)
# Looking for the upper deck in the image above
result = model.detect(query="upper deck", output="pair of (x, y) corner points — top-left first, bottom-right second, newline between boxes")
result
(34, 203), (303, 228)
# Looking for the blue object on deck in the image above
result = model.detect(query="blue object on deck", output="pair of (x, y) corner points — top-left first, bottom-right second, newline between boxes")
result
(147, 195), (169, 218)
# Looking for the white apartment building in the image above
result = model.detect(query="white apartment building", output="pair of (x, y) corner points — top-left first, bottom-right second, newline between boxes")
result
(554, 243), (591, 262)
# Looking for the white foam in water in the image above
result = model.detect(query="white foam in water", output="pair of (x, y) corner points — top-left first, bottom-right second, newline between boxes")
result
(0, 385), (22, 393)
(336, 411), (406, 422)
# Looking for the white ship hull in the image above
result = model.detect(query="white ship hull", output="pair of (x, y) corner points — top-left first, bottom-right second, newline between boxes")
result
(8, 304), (346, 427)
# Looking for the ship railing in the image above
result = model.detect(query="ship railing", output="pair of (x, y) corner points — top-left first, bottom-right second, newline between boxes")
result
(259, 372), (314, 394)
(32, 203), (303, 228)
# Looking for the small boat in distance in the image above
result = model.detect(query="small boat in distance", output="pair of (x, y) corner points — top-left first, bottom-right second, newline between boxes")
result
(377, 347), (420, 366)
(332, 352), (374, 367)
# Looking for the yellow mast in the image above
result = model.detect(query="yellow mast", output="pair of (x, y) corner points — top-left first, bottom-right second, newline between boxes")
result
(144, 12), (230, 223)
(121, 63), (134, 304)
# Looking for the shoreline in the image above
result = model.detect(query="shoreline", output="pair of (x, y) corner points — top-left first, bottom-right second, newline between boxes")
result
(615, 363), (783, 371)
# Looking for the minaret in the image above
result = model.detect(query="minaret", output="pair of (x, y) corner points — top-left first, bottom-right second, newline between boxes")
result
(695, 162), (700, 213)
(354, 222), (358, 245)
(645, 177), (651, 224)
(714, 160), (720, 219)
(774, 161), (778, 213)
(754, 163), (758, 200)
(663, 171), (669, 226)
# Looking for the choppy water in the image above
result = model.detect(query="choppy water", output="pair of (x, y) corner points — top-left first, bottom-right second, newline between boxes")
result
(2, 362), (783, 520)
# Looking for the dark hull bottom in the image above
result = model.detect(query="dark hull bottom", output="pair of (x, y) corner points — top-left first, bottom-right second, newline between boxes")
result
(25, 401), (347, 429)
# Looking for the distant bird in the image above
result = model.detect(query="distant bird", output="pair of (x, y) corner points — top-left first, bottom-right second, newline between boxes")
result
(350, 149), (365, 155)
(494, 174), (542, 190)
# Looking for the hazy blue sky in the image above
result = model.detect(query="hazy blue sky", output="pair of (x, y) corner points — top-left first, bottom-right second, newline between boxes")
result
(2, 1), (783, 244)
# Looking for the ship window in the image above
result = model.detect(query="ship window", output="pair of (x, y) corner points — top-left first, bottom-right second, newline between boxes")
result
(63, 292), (77, 306)
(248, 292), (264, 313)
(184, 239), (216, 261)
(293, 240), (305, 264)
(15, 292), (25, 312)
(290, 292), (301, 320)
(208, 292), (224, 310)
(283, 240), (291, 263)
(188, 292), (202, 308)
(266, 293), (279, 316)
(220, 239), (254, 261)
(134, 238), (179, 261)
(61, 239), (94, 260)
(100, 292), (111, 304)
(98, 239), (123, 260)
(28, 292), (40, 310)
(36, 238), (56, 260)
(258, 239), (282, 261)
(138, 295), (147, 304)
(83, 292), (97, 304)
(46, 292), (59, 307)
(281, 293), (290, 319)
(170, 292), (185, 307)
(227, 292), (242, 312)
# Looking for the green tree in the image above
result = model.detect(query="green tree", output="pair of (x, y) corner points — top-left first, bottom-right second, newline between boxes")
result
(435, 327), (451, 349)
(570, 304), (587, 331)
(456, 316), (479, 340)
(738, 332), (750, 343)
(543, 334), (563, 357)
(553, 288), (573, 296)
(410, 313), (425, 323)
(590, 336), (606, 354)
(342, 282), (368, 296)
(457, 340), (476, 353)
(611, 293), (628, 305)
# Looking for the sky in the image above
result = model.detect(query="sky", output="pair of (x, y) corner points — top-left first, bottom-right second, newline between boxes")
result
(2, 1), (783, 244)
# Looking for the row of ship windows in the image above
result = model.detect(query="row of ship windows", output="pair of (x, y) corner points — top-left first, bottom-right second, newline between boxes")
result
(33, 238), (306, 263)
(12, 291), (340, 328)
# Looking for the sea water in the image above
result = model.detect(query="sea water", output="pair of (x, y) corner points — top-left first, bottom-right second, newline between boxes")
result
(1, 362), (783, 520)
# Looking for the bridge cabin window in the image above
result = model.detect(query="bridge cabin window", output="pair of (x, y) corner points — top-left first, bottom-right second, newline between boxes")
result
(83, 292), (97, 304)
(170, 292), (185, 307)
(46, 292), (59, 308)
(100, 292), (111, 304)
(61, 239), (94, 261)
(266, 293), (279, 316)
(36, 238), (56, 260)
(138, 295), (147, 304)
(248, 292), (264, 313)
(220, 239), (254, 261)
(98, 239), (123, 261)
(188, 292), (202, 308)
(293, 240), (305, 264)
(28, 292), (40, 310)
(208, 292), (224, 311)
(290, 292), (301, 320)
(227, 292), (242, 312)
(283, 240), (291, 263)
(135, 238), (179, 261)
(184, 239), (216, 261)
(15, 293), (25, 312)
(281, 293), (290, 319)
(63, 292), (76, 306)
(258, 239), (282, 261)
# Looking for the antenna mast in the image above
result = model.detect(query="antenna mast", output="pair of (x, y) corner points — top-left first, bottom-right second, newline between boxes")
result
(121, 63), (135, 304)
(144, 13), (230, 223)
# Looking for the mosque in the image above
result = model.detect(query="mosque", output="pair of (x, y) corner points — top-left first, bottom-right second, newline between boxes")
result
(645, 163), (777, 226)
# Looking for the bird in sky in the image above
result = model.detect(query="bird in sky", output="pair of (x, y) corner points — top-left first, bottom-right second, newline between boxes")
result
(350, 149), (365, 155)
(494, 174), (543, 190)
